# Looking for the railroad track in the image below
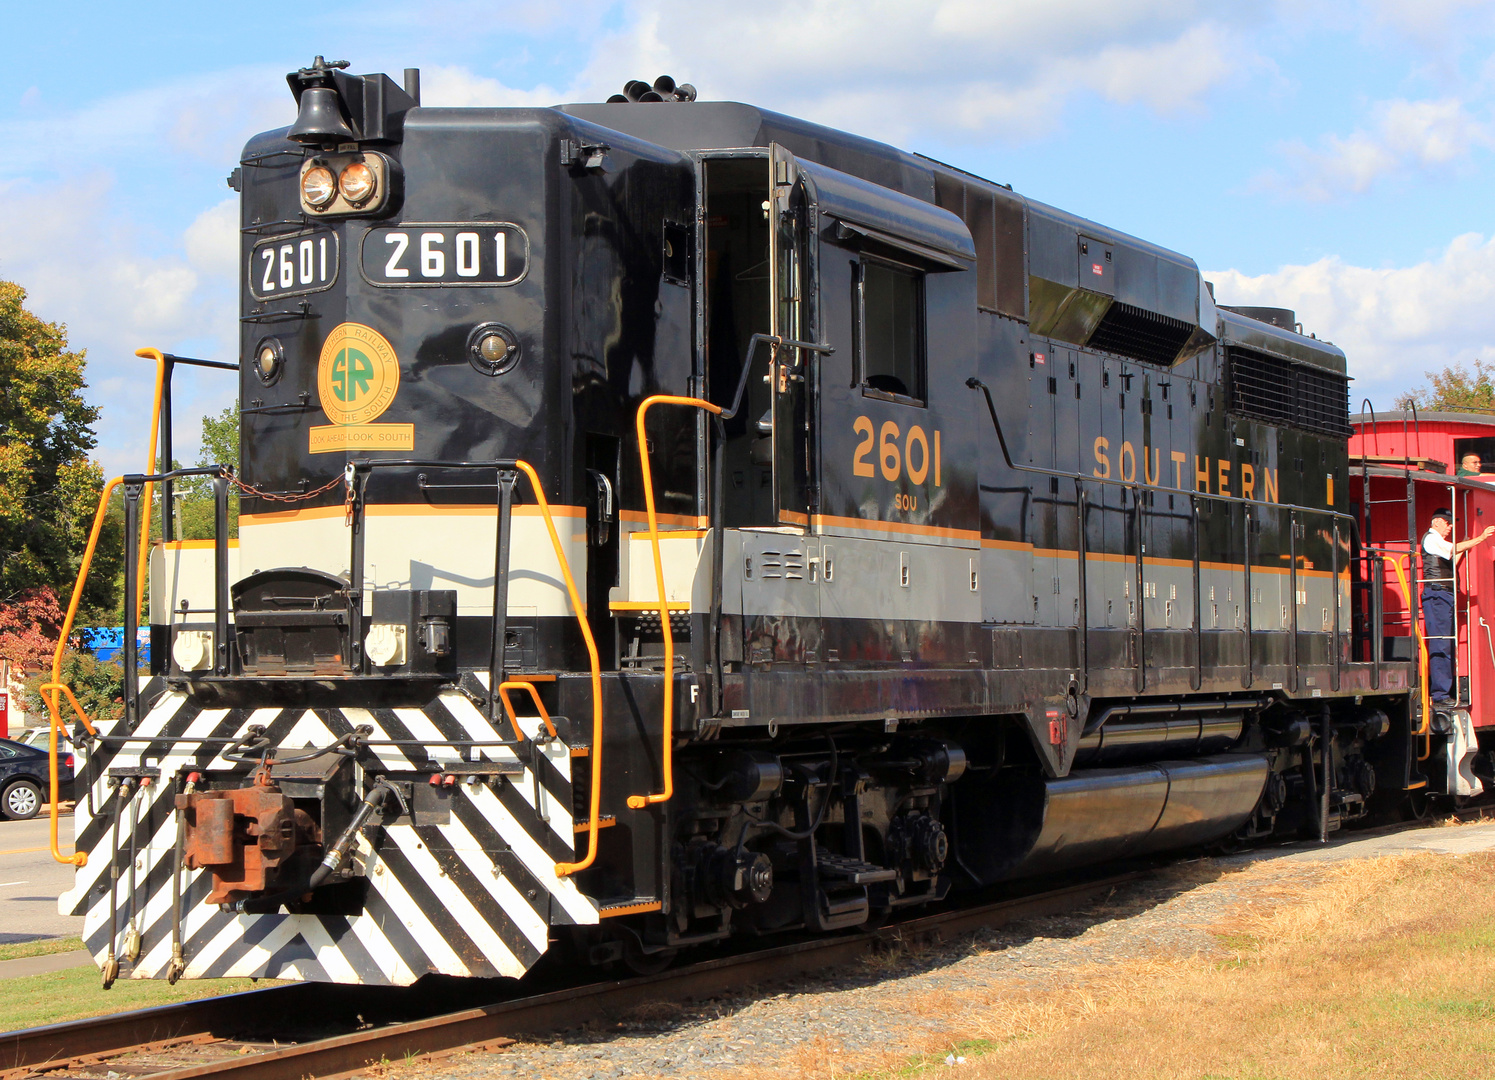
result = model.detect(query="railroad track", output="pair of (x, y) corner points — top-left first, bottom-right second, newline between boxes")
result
(0, 870), (1146, 1080)
(8, 807), (1488, 1080)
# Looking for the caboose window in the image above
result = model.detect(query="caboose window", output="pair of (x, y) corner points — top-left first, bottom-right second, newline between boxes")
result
(859, 258), (926, 404)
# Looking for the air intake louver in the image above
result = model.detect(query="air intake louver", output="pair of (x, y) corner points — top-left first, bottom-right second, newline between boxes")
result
(1087, 302), (1195, 366)
(1227, 347), (1350, 437)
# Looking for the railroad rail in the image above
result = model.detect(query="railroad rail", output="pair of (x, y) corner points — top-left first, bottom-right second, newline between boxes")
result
(0, 870), (1144, 1080)
(12, 805), (1492, 1080)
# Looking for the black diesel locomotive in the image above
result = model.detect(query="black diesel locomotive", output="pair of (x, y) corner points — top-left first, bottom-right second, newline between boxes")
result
(64, 60), (1419, 985)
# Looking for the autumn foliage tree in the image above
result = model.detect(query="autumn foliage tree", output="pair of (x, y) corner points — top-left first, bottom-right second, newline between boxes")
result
(1395, 360), (1495, 413)
(0, 588), (64, 673)
(0, 280), (122, 624)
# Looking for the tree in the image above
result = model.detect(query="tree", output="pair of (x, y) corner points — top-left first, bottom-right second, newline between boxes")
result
(0, 280), (122, 618)
(0, 587), (64, 673)
(175, 403), (240, 540)
(22, 650), (125, 727)
(1394, 360), (1495, 414)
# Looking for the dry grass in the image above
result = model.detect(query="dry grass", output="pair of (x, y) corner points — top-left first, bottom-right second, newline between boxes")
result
(884, 852), (1495, 1080)
(696, 852), (1495, 1080)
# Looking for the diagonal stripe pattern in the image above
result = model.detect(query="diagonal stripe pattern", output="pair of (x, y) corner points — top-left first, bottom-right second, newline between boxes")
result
(63, 684), (598, 985)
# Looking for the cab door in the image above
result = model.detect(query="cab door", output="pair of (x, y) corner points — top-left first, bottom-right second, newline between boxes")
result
(769, 144), (813, 528)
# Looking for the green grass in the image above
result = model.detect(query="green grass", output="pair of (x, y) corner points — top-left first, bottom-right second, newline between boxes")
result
(0, 936), (84, 962)
(0, 966), (272, 1033)
(889, 1039), (1000, 1077)
(1372, 990), (1495, 1025)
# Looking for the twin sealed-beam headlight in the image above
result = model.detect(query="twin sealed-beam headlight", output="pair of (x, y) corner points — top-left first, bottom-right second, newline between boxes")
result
(338, 161), (376, 204)
(298, 153), (391, 215)
(301, 165), (337, 207)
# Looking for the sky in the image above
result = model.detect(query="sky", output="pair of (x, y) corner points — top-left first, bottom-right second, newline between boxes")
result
(4, 0), (1495, 474)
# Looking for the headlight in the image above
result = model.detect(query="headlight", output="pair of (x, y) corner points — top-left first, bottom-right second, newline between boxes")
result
(339, 161), (377, 204)
(301, 165), (337, 208)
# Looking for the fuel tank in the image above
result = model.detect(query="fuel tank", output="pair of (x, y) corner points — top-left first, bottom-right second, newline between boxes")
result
(951, 753), (1270, 884)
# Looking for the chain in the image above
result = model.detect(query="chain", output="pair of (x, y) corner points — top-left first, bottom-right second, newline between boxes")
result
(218, 466), (355, 524)
(219, 466), (346, 503)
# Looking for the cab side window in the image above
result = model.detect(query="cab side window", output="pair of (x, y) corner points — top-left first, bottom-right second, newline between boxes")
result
(858, 257), (926, 405)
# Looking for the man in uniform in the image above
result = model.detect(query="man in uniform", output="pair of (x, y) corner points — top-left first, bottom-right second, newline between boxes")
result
(1422, 508), (1495, 704)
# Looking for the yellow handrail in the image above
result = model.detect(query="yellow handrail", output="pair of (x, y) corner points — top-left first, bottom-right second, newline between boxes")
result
(511, 461), (605, 877)
(133, 349), (167, 620)
(497, 680), (558, 740)
(1382, 555), (1432, 760)
(44, 476), (124, 866)
(626, 395), (724, 810)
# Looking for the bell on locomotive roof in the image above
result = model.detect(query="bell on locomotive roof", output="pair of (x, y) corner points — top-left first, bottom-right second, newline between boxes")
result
(289, 86), (355, 145)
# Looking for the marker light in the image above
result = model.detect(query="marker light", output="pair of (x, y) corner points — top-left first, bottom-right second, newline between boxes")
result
(339, 161), (376, 204)
(478, 333), (510, 365)
(301, 165), (337, 208)
(254, 337), (284, 384)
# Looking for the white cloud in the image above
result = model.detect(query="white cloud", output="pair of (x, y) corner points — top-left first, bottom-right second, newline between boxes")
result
(183, 199), (238, 280)
(1209, 231), (1495, 407)
(1261, 97), (1492, 200)
(0, 179), (239, 477)
(419, 65), (569, 108)
(0, 66), (289, 179)
(1363, 0), (1495, 48)
(578, 0), (1248, 140)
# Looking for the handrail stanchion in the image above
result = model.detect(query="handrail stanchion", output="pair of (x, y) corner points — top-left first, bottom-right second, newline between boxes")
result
(132, 350), (167, 621)
(121, 480), (144, 728)
(510, 461), (605, 877)
(626, 395), (724, 810)
(489, 471), (517, 727)
(44, 475), (123, 866)
(1382, 555), (1432, 759)
(213, 473), (231, 674)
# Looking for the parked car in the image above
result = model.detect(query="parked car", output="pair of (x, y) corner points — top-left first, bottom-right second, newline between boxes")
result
(0, 738), (74, 820)
(16, 727), (57, 751)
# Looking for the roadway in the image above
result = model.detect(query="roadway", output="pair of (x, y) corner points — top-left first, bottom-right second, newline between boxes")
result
(0, 815), (84, 943)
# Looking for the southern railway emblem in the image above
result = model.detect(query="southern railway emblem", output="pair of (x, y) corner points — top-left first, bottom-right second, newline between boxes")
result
(310, 322), (413, 452)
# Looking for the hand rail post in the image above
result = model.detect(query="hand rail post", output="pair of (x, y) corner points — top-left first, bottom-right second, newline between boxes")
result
(347, 465), (369, 673)
(1244, 505), (1254, 689)
(1133, 484), (1145, 692)
(1191, 494), (1202, 691)
(1288, 510), (1300, 694)
(213, 473), (231, 675)
(121, 479), (144, 729)
(627, 395), (724, 810)
(1331, 521), (1341, 693)
(489, 470), (517, 726)
(1075, 481), (1088, 694)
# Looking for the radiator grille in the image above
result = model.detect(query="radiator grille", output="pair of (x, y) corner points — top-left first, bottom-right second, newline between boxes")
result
(1227, 346), (1350, 437)
(1087, 301), (1195, 366)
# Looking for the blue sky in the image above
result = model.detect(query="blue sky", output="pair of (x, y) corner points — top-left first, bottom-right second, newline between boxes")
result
(4, 0), (1495, 474)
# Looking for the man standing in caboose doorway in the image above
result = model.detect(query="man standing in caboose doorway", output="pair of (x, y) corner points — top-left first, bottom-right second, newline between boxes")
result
(1422, 508), (1495, 704)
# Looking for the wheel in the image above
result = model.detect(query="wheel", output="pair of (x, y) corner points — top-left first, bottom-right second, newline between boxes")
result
(3, 780), (42, 821)
(621, 937), (677, 977)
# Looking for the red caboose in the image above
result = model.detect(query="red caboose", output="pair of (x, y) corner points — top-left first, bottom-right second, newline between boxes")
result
(1350, 409), (1495, 800)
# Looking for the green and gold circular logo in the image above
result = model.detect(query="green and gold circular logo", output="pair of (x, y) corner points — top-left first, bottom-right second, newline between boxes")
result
(317, 322), (400, 425)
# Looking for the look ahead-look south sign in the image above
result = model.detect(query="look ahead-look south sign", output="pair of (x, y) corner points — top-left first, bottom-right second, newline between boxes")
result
(310, 323), (415, 453)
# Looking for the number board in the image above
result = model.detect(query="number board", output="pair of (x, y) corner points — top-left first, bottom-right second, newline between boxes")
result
(249, 229), (339, 301)
(361, 224), (528, 287)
